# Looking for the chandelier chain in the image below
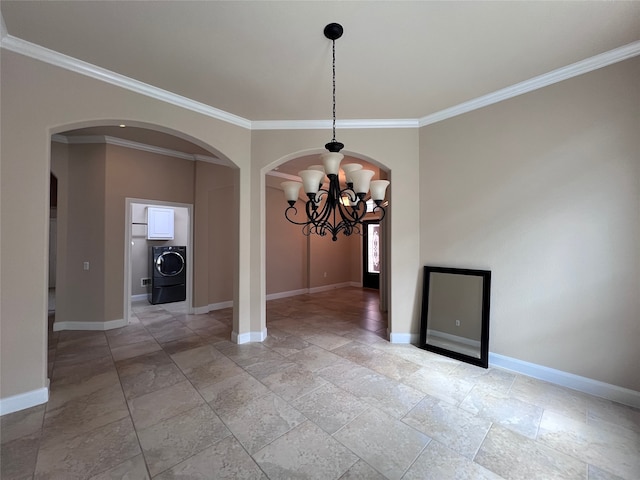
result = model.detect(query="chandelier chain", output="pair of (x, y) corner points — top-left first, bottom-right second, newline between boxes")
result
(332, 38), (336, 143)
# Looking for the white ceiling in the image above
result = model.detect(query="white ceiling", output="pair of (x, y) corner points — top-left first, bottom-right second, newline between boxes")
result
(2, 1), (639, 124)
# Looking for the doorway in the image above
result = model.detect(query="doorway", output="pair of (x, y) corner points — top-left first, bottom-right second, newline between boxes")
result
(49, 173), (58, 313)
(124, 199), (193, 323)
(362, 220), (381, 289)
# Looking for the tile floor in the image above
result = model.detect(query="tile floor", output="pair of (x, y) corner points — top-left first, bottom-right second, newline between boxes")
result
(1, 287), (639, 479)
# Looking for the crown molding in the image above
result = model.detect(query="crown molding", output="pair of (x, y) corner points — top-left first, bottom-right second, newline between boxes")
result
(52, 133), (223, 165)
(419, 40), (640, 127)
(251, 118), (419, 130)
(3, 31), (638, 131)
(0, 34), (252, 130)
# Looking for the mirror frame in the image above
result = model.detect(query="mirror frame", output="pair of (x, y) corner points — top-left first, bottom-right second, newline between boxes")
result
(419, 266), (491, 368)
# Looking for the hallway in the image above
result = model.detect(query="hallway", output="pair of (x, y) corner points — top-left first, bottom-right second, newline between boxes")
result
(1, 288), (639, 479)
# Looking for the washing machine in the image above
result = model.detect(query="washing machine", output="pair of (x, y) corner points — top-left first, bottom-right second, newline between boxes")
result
(149, 246), (187, 304)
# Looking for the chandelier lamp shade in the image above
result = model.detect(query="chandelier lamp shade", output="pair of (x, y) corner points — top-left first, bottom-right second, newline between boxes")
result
(282, 23), (390, 241)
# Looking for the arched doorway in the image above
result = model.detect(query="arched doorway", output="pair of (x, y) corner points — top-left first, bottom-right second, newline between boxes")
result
(49, 123), (238, 332)
(263, 150), (391, 339)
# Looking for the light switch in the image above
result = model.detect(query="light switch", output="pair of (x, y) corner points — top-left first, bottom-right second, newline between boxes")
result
(83, 261), (90, 271)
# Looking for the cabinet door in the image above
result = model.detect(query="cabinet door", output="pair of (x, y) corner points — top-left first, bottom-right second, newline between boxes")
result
(147, 207), (174, 240)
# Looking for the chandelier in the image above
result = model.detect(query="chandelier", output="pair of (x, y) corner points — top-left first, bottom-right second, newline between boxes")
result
(281, 23), (389, 242)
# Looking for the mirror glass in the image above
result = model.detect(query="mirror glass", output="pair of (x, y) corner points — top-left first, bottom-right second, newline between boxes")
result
(419, 266), (491, 368)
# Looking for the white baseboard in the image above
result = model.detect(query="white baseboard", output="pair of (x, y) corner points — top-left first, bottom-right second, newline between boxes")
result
(308, 282), (353, 294)
(489, 353), (640, 409)
(53, 318), (128, 332)
(427, 329), (481, 348)
(193, 300), (233, 315)
(389, 332), (419, 344)
(131, 294), (147, 301)
(232, 329), (267, 344)
(266, 289), (309, 301)
(266, 283), (360, 301)
(0, 385), (49, 416)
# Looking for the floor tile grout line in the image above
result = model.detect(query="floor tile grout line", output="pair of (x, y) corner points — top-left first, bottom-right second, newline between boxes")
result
(471, 419), (494, 463)
(107, 324), (155, 480)
(327, 406), (394, 480)
(399, 437), (433, 480)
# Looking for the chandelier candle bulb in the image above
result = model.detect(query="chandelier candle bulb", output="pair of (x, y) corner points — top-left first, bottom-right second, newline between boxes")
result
(341, 163), (363, 184)
(308, 165), (326, 189)
(321, 152), (344, 175)
(298, 170), (325, 195)
(350, 169), (375, 195)
(281, 181), (303, 204)
(370, 180), (390, 202)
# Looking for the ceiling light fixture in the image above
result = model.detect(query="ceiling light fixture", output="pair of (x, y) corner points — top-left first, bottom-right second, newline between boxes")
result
(281, 23), (389, 242)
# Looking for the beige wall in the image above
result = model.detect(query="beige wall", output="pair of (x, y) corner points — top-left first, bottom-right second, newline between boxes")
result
(50, 141), (69, 321)
(63, 144), (107, 323)
(193, 160), (238, 307)
(419, 57), (640, 391)
(207, 182), (237, 305)
(265, 184), (309, 295)
(309, 233), (354, 288)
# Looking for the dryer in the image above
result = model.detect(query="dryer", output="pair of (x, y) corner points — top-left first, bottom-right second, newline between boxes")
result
(149, 246), (186, 304)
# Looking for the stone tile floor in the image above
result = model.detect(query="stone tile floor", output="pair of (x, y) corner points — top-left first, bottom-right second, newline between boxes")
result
(1, 287), (639, 479)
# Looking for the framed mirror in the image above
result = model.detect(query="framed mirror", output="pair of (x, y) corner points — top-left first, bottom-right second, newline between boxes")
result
(419, 266), (491, 368)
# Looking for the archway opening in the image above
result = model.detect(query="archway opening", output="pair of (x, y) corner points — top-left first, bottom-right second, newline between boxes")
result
(49, 122), (239, 336)
(264, 151), (391, 341)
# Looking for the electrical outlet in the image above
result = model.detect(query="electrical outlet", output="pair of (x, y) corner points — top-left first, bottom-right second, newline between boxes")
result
(455, 320), (461, 327)
(141, 278), (151, 287)
(83, 261), (90, 271)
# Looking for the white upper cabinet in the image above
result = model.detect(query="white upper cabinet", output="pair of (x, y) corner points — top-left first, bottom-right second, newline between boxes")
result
(147, 207), (175, 240)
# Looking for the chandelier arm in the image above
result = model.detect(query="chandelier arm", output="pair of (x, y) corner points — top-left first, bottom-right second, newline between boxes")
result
(337, 190), (366, 223)
(285, 205), (317, 227)
(307, 190), (333, 224)
(305, 200), (321, 224)
(372, 204), (387, 221)
(338, 187), (367, 223)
